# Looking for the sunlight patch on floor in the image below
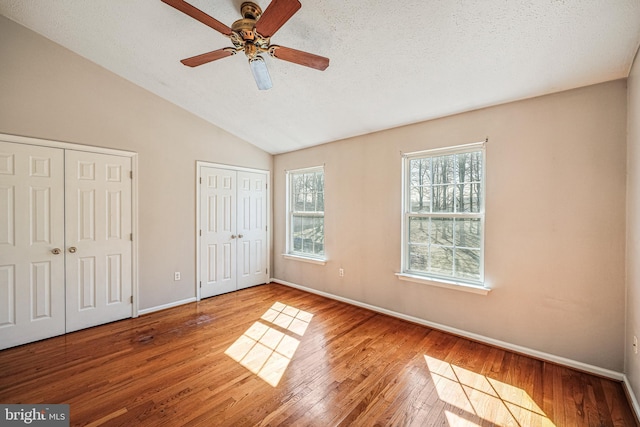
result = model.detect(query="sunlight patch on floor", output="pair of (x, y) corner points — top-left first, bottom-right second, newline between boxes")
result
(225, 302), (313, 387)
(425, 355), (555, 427)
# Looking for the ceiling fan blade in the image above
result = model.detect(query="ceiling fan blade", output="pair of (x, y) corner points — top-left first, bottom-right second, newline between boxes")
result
(181, 48), (235, 67)
(255, 0), (301, 38)
(161, 0), (232, 36)
(270, 46), (329, 71)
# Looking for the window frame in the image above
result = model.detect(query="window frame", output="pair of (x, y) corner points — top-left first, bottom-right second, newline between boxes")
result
(285, 166), (326, 262)
(400, 142), (487, 291)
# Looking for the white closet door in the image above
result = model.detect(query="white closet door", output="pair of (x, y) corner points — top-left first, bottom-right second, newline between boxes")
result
(0, 142), (66, 350)
(200, 167), (237, 298)
(236, 171), (268, 290)
(65, 150), (133, 332)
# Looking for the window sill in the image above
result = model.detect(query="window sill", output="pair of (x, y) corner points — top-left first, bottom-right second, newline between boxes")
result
(395, 273), (491, 295)
(282, 254), (327, 265)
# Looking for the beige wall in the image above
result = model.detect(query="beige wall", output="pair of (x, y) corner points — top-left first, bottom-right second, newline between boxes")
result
(627, 46), (640, 402)
(0, 16), (272, 310)
(274, 80), (628, 371)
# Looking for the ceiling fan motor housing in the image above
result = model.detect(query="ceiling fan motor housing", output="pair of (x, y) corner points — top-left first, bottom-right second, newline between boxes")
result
(231, 2), (271, 60)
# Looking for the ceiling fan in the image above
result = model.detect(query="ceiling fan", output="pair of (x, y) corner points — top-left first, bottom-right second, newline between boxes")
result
(161, 0), (330, 90)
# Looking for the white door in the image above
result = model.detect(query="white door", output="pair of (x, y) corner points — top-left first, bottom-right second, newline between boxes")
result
(200, 167), (237, 298)
(199, 166), (268, 298)
(65, 150), (133, 332)
(236, 171), (268, 290)
(0, 142), (66, 349)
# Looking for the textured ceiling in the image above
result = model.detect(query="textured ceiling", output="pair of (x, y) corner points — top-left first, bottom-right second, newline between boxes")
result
(1, 0), (639, 154)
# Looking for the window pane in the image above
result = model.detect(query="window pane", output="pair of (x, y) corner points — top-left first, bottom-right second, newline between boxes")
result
(410, 186), (430, 213)
(410, 159), (431, 187)
(292, 215), (303, 251)
(294, 182), (304, 211)
(430, 218), (454, 246)
(457, 183), (481, 213)
(314, 216), (324, 255)
(432, 155), (454, 184)
(304, 173), (315, 192)
(304, 192), (315, 212)
(301, 216), (312, 252)
(457, 152), (472, 183)
(430, 246), (453, 276)
(316, 173), (324, 212)
(316, 191), (324, 212)
(409, 217), (430, 244)
(455, 218), (481, 249)
(455, 249), (481, 280)
(409, 244), (429, 272)
(432, 185), (454, 212)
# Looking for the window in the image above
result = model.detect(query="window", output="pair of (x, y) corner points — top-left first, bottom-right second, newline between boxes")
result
(286, 167), (325, 260)
(401, 143), (485, 286)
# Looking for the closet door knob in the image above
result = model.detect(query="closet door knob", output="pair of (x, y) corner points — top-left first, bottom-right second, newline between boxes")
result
(68, 247), (77, 253)
(230, 235), (237, 239)
(238, 234), (244, 239)
(51, 248), (61, 255)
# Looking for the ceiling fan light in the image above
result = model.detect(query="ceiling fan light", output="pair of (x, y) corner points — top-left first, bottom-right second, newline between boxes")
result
(249, 56), (273, 90)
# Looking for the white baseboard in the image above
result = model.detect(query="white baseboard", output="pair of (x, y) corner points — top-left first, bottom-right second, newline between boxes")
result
(272, 278), (624, 381)
(138, 297), (197, 315)
(623, 375), (640, 423)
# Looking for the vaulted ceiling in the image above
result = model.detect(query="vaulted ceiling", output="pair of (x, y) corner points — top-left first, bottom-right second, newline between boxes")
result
(1, 0), (639, 154)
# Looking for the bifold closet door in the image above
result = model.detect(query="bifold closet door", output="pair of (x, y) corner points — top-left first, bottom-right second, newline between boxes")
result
(236, 170), (268, 290)
(199, 166), (268, 299)
(65, 150), (133, 333)
(0, 142), (66, 350)
(200, 167), (237, 298)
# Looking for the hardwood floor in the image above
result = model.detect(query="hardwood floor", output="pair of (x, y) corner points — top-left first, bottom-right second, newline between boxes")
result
(0, 283), (637, 426)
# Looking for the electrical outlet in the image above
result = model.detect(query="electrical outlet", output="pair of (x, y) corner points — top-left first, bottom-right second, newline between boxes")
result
(339, 268), (344, 277)
(634, 336), (638, 355)
(174, 272), (181, 281)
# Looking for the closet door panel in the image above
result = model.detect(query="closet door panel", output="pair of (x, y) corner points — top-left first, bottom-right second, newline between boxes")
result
(200, 167), (237, 298)
(65, 150), (133, 332)
(0, 141), (65, 350)
(236, 171), (268, 289)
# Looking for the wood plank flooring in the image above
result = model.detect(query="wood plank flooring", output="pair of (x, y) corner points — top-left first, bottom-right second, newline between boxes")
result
(0, 283), (637, 426)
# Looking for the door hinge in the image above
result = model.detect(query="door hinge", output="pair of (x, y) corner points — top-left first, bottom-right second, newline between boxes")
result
(130, 295), (133, 303)
(199, 281), (202, 288)
(266, 225), (268, 231)
(130, 233), (133, 241)
(199, 229), (202, 236)
(130, 171), (133, 179)
(266, 268), (268, 274)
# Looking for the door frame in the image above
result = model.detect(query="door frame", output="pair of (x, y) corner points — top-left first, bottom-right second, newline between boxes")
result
(196, 161), (271, 301)
(0, 132), (140, 317)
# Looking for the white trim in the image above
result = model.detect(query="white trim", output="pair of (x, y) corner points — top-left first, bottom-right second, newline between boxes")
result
(195, 161), (271, 301)
(138, 297), (197, 316)
(282, 253), (327, 265)
(131, 154), (139, 317)
(404, 140), (486, 158)
(396, 273), (491, 295)
(0, 132), (140, 317)
(0, 132), (136, 156)
(272, 278), (625, 381)
(623, 375), (640, 423)
(286, 165), (324, 174)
